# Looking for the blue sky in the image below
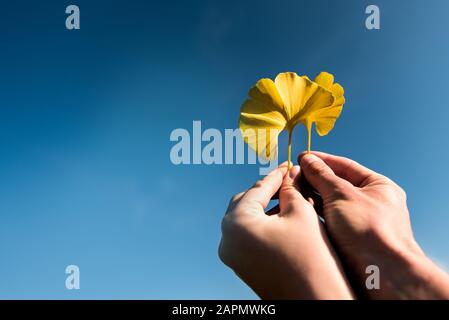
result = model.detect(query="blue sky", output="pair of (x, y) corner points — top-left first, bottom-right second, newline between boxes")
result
(1, 0), (449, 298)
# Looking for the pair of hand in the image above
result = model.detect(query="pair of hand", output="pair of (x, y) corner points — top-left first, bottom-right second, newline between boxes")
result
(219, 151), (449, 299)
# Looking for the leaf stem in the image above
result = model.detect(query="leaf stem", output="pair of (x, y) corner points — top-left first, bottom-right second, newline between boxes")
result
(306, 121), (312, 153)
(287, 128), (293, 169)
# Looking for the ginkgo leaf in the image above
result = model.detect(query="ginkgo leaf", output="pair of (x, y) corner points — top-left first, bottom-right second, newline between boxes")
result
(313, 72), (345, 137)
(239, 71), (345, 168)
(239, 79), (286, 161)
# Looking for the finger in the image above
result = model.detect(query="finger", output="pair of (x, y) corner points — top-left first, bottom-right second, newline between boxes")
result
(270, 162), (288, 200)
(279, 165), (308, 213)
(243, 165), (288, 209)
(265, 204), (280, 216)
(299, 173), (324, 217)
(299, 153), (349, 200)
(299, 151), (380, 187)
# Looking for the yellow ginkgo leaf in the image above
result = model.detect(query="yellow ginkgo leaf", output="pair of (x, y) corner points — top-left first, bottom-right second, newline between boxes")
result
(312, 72), (345, 137)
(239, 71), (345, 169)
(299, 72), (346, 153)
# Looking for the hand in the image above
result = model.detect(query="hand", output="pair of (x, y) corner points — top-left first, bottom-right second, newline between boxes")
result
(299, 151), (449, 299)
(218, 164), (354, 299)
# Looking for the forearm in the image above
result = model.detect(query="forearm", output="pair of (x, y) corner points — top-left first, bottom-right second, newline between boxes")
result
(405, 255), (449, 299)
(352, 236), (449, 299)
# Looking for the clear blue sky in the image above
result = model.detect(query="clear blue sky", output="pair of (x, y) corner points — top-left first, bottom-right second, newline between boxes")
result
(1, 0), (449, 299)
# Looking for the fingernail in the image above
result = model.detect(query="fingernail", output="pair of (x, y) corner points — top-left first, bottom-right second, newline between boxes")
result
(300, 154), (318, 167)
(289, 165), (300, 179)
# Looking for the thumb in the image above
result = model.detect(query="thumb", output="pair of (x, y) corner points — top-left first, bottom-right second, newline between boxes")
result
(300, 153), (348, 200)
(279, 165), (308, 213)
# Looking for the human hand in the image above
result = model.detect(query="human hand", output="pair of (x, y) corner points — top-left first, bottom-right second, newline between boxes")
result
(218, 163), (354, 299)
(299, 151), (449, 299)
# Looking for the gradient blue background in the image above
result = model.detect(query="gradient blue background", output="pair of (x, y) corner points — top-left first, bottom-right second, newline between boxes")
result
(1, 0), (448, 299)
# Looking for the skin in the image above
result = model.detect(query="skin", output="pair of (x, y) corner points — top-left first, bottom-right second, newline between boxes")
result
(298, 151), (449, 299)
(219, 152), (449, 300)
(218, 163), (354, 299)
